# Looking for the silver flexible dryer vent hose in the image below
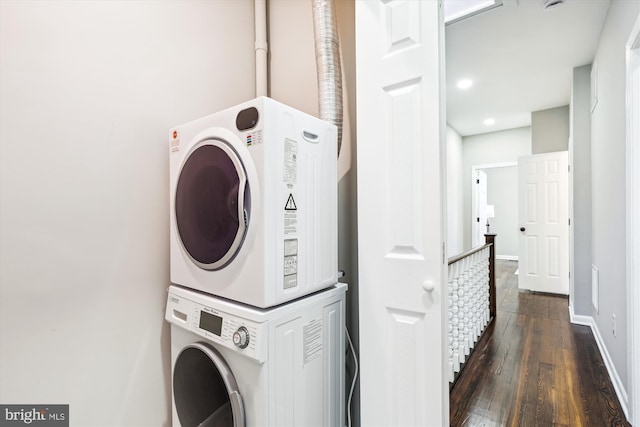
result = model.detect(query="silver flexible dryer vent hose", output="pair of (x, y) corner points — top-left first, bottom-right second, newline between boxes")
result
(311, 0), (343, 156)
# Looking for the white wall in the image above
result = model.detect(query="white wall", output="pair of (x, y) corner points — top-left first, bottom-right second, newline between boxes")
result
(570, 64), (593, 316)
(462, 127), (531, 250)
(446, 125), (464, 256)
(0, 1), (255, 425)
(590, 0), (640, 399)
(269, 1), (360, 425)
(531, 105), (570, 154)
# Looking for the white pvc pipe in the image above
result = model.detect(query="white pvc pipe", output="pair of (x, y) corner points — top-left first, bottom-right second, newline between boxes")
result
(255, 0), (268, 97)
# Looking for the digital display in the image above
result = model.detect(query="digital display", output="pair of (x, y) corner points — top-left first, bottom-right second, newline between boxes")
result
(199, 311), (223, 336)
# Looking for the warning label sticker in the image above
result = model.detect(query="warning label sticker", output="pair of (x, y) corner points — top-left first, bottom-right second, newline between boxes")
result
(283, 239), (298, 289)
(284, 273), (297, 289)
(303, 318), (323, 365)
(246, 129), (263, 146)
(284, 255), (297, 275)
(285, 211), (297, 235)
(170, 130), (180, 153)
(284, 238), (298, 256)
(285, 194), (297, 235)
(284, 138), (298, 187)
(285, 194), (297, 211)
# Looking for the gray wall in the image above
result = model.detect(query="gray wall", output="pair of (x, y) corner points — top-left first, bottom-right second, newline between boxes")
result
(570, 64), (593, 316)
(484, 166), (519, 258)
(462, 127), (531, 250)
(447, 125), (464, 256)
(0, 1), (255, 424)
(590, 0), (640, 395)
(532, 105), (570, 154)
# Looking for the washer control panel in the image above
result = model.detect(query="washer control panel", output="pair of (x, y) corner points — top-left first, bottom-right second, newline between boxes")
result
(166, 289), (266, 363)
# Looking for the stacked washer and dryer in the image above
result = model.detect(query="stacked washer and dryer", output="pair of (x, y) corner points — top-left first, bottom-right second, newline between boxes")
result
(166, 97), (346, 427)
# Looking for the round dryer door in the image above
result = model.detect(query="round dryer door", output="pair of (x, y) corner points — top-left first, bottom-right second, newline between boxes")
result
(173, 343), (245, 427)
(175, 139), (251, 270)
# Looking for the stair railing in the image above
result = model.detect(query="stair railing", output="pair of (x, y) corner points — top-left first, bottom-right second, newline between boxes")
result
(447, 234), (496, 385)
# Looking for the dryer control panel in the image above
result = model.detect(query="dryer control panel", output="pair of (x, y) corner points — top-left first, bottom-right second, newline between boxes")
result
(165, 288), (266, 363)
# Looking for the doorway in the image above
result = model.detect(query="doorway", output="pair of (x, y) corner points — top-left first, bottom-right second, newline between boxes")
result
(471, 162), (518, 259)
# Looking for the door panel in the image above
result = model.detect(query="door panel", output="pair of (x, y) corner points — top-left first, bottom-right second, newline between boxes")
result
(356, 1), (446, 425)
(518, 152), (569, 294)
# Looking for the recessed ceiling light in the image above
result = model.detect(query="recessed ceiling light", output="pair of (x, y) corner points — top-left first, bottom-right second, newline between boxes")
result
(457, 79), (473, 90)
(484, 118), (495, 126)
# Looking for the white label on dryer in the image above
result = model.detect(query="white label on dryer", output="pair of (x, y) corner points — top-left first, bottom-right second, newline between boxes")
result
(283, 266), (297, 289)
(284, 238), (298, 256)
(170, 129), (180, 152)
(245, 129), (263, 146)
(303, 318), (323, 365)
(283, 238), (298, 289)
(284, 211), (297, 235)
(284, 138), (297, 187)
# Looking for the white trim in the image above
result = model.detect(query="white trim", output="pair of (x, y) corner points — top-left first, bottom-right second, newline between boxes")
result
(568, 134), (575, 320)
(496, 255), (518, 261)
(471, 161), (518, 171)
(568, 305), (592, 327)
(626, 13), (640, 426)
(568, 309), (630, 420)
(591, 320), (629, 421)
(590, 60), (598, 113)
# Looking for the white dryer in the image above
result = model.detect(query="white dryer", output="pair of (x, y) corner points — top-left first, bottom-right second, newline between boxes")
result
(169, 97), (338, 308)
(165, 283), (347, 427)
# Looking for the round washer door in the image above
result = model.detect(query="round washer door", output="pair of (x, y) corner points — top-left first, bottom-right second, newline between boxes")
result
(173, 343), (245, 427)
(175, 138), (251, 270)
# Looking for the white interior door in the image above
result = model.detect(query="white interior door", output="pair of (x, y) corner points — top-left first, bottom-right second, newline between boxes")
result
(518, 151), (569, 294)
(356, 1), (447, 426)
(472, 170), (488, 247)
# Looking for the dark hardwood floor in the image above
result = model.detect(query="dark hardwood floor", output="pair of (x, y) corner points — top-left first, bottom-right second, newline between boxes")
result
(450, 260), (630, 427)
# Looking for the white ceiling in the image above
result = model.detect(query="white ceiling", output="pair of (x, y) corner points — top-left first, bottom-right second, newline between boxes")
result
(445, 0), (611, 136)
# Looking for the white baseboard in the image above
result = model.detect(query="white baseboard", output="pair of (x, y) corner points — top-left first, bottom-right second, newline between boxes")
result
(496, 255), (518, 261)
(568, 306), (629, 421)
(568, 306), (592, 326)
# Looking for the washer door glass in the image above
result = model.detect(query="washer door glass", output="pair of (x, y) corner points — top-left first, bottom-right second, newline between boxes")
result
(173, 343), (245, 427)
(175, 139), (250, 270)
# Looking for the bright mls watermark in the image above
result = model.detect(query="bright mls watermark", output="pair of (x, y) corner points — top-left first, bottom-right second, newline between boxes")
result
(0, 405), (68, 426)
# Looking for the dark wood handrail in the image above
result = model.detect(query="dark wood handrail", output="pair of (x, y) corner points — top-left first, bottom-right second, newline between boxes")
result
(448, 243), (492, 265)
(485, 234), (497, 318)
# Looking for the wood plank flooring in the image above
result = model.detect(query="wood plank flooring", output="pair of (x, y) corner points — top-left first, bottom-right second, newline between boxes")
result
(450, 260), (630, 426)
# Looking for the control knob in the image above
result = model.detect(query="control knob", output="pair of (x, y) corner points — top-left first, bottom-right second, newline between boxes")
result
(233, 326), (250, 349)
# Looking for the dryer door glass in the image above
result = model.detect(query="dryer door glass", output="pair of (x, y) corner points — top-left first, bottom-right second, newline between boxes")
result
(173, 344), (245, 427)
(175, 140), (250, 270)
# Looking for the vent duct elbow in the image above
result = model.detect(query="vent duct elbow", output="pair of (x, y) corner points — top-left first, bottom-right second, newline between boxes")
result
(311, 0), (343, 156)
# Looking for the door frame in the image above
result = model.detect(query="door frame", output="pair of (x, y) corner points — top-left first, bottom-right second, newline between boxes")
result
(625, 13), (640, 425)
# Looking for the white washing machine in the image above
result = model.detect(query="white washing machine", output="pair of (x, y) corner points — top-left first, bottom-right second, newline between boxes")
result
(165, 283), (346, 427)
(169, 97), (338, 308)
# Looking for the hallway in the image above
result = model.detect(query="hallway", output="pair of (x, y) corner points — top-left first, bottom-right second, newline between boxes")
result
(450, 260), (630, 426)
